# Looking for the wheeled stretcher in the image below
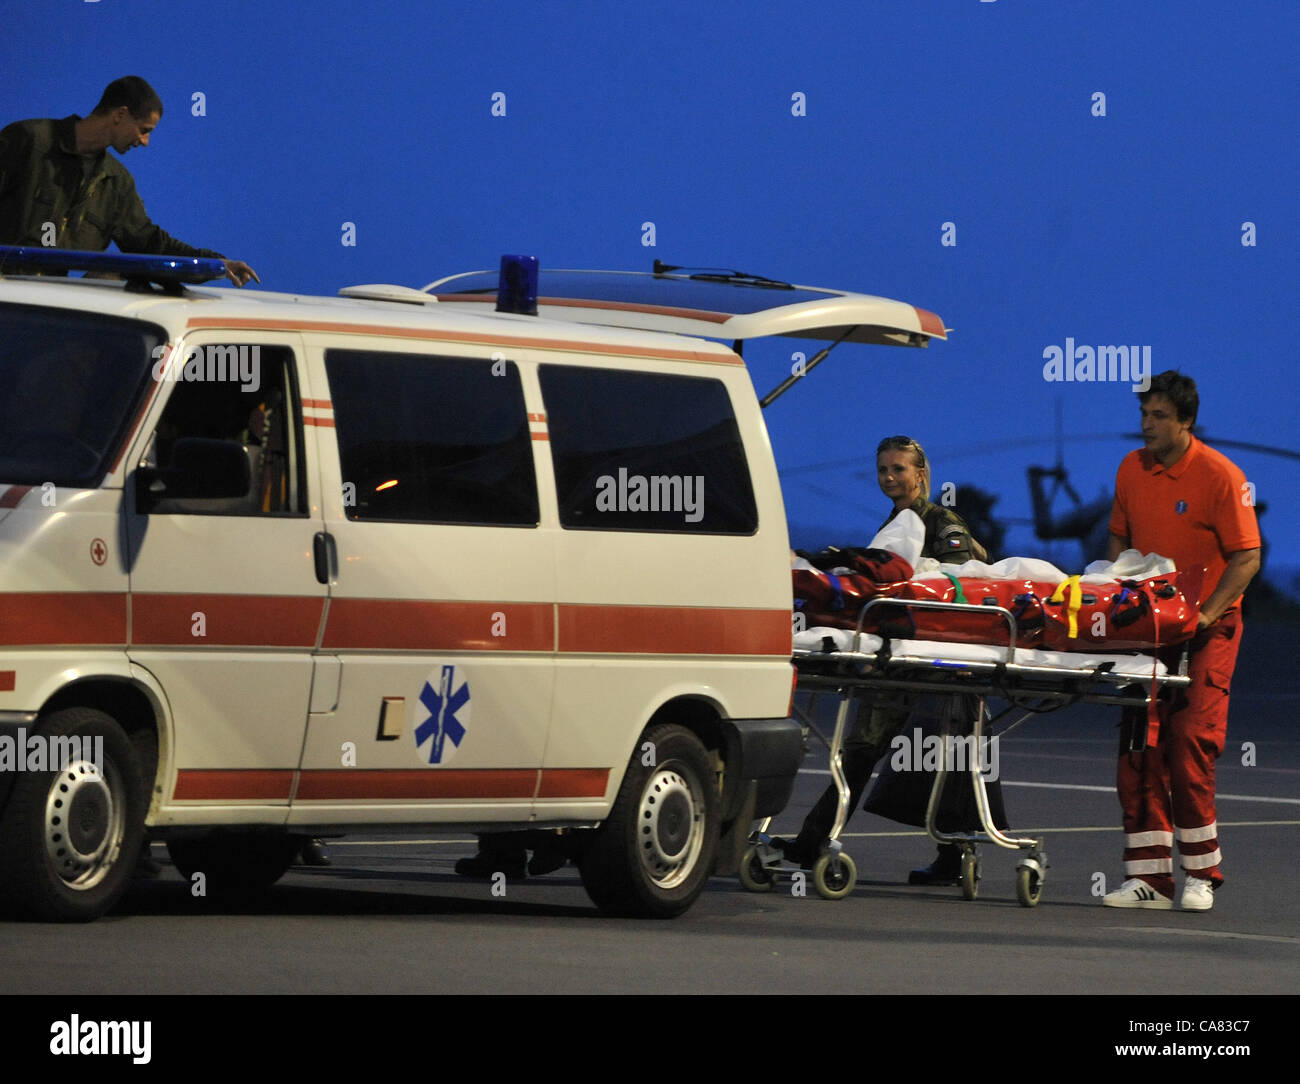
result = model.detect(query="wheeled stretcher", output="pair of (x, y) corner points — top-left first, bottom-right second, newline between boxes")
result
(740, 596), (1192, 906)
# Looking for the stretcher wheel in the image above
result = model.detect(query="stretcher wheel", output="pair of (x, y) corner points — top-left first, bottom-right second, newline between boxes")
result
(959, 850), (980, 901)
(812, 852), (856, 900)
(738, 846), (774, 893)
(1016, 865), (1044, 908)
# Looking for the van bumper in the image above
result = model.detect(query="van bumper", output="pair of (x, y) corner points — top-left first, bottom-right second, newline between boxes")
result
(719, 717), (803, 821)
(713, 717), (803, 875)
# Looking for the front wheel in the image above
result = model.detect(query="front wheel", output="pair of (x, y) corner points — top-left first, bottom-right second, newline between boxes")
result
(0, 708), (146, 921)
(1016, 863), (1044, 907)
(579, 724), (720, 918)
(812, 851), (857, 900)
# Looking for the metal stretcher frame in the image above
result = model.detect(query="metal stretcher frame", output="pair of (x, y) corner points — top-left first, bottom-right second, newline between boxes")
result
(741, 596), (1192, 906)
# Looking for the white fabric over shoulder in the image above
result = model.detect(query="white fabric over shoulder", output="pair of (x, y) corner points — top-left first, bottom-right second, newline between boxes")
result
(867, 508), (924, 568)
(911, 555), (1068, 581)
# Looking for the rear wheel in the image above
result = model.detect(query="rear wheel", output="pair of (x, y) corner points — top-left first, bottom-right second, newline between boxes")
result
(0, 708), (146, 922)
(167, 831), (299, 901)
(579, 725), (720, 918)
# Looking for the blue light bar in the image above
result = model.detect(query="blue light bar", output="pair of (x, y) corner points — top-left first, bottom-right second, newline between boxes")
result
(0, 245), (227, 284)
(496, 254), (538, 315)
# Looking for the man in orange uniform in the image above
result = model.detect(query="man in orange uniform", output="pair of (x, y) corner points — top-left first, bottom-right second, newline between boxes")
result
(1102, 371), (1260, 912)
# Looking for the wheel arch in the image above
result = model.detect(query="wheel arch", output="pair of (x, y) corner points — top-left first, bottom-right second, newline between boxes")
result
(38, 676), (167, 819)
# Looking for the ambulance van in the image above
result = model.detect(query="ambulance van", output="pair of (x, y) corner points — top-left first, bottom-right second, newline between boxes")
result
(0, 248), (946, 921)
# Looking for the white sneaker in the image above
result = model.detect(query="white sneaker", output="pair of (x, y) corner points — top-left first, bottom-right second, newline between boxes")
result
(1181, 876), (1215, 912)
(1103, 877), (1173, 909)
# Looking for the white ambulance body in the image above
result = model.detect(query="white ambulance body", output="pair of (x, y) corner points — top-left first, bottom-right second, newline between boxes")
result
(0, 251), (945, 920)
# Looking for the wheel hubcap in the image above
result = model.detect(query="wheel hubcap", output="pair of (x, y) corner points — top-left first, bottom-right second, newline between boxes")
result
(44, 759), (123, 890)
(637, 767), (703, 889)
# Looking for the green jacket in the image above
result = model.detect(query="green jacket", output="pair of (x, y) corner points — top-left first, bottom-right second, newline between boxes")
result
(886, 496), (989, 564)
(0, 115), (224, 258)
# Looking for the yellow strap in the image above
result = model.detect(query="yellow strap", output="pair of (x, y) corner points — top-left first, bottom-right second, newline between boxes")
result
(1050, 575), (1083, 638)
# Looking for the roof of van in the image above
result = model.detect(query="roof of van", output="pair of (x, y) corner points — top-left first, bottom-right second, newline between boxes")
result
(0, 249), (947, 360)
(0, 273), (743, 365)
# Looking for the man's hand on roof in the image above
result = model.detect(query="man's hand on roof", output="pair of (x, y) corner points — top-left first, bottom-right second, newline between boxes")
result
(223, 260), (260, 288)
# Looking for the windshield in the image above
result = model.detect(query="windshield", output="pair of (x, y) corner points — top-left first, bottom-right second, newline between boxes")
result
(0, 303), (164, 486)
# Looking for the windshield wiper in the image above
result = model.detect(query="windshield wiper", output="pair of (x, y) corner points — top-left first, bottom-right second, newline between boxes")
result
(652, 259), (793, 290)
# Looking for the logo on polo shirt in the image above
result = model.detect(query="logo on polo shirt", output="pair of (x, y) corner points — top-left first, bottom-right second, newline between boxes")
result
(1175, 500), (1188, 515)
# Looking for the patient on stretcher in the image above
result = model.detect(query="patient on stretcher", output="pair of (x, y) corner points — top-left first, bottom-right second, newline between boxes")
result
(793, 510), (1203, 655)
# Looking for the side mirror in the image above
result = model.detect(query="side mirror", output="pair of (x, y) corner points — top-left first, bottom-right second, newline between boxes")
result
(136, 438), (251, 508)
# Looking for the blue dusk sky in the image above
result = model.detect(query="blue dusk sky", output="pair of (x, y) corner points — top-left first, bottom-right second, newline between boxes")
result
(4, 1), (1296, 588)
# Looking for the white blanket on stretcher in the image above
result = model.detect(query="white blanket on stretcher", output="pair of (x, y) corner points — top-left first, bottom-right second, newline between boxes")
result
(792, 627), (1169, 677)
(858, 508), (1178, 586)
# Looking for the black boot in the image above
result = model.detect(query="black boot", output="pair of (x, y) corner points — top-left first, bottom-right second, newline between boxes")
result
(455, 835), (527, 879)
(297, 838), (331, 867)
(908, 843), (962, 886)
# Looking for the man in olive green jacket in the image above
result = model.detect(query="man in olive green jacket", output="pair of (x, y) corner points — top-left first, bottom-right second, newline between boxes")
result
(0, 76), (258, 287)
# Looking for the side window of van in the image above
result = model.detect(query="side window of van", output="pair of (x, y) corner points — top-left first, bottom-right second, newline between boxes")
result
(539, 366), (758, 534)
(144, 344), (306, 516)
(325, 350), (538, 526)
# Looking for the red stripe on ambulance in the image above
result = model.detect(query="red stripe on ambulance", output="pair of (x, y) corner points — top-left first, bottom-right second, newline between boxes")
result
(913, 306), (947, 339)
(0, 485), (32, 509)
(0, 593), (788, 657)
(296, 769), (536, 801)
(173, 769), (295, 801)
(0, 593), (128, 645)
(537, 768), (609, 798)
(321, 599), (552, 651)
(131, 594), (324, 646)
(557, 604), (791, 655)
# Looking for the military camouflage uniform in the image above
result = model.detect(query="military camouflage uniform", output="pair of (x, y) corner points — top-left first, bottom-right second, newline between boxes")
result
(0, 116), (224, 257)
(787, 496), (1003, 860)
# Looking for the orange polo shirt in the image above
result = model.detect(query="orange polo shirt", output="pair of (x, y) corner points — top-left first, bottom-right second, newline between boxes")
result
(1109, 436), (1260, 608)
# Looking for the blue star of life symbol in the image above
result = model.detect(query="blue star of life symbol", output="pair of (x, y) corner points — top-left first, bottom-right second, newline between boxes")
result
(414, 665), (470, 765)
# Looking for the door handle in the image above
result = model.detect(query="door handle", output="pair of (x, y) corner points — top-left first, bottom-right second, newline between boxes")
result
(313, 531), (336, 585)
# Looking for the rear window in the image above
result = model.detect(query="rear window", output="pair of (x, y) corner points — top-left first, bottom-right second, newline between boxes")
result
(325, 349), (538, 526)
(0, 303), (163, 487)
(539, 365), (757, 534)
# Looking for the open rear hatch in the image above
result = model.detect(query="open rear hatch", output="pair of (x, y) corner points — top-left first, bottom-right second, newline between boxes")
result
(422, 262), (946, 350)
(342, 260), (950, 407)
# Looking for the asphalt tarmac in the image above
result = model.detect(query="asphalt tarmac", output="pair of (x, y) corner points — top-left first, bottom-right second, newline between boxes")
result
(1, 622), (1294, 1056)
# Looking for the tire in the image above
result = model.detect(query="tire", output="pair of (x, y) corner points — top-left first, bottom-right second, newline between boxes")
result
(812, 851), (857, 900)
(1016, 864), (1044, 908)
(579, 724), (720, 918)
(167, 830), (299, 901)
(738, 845), (774, 893)
(960, 849), (980, 901)
(0, 708), (146, 922)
